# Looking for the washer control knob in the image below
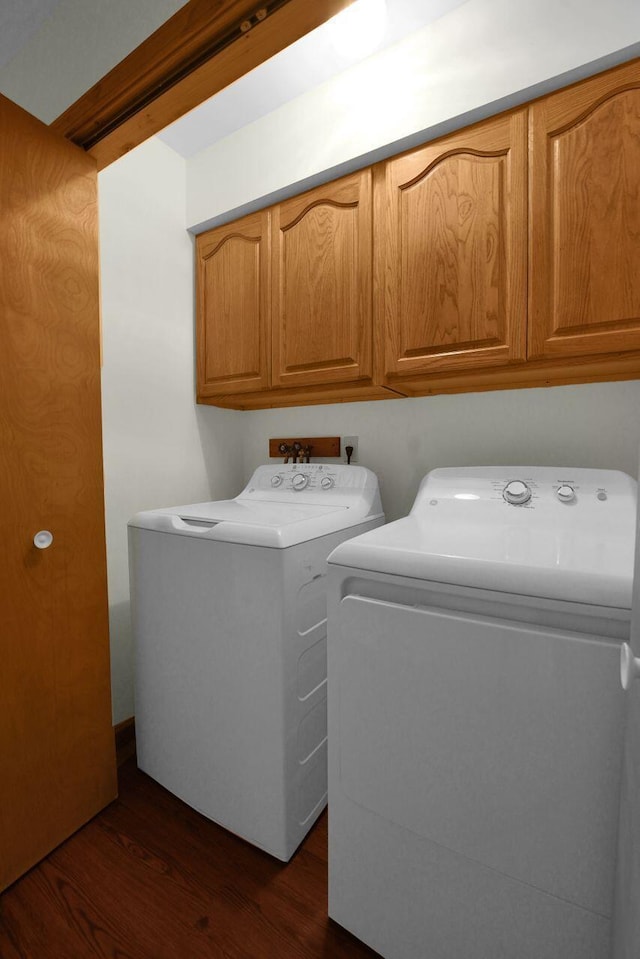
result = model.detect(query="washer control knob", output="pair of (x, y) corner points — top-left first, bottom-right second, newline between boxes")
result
(320, 476), (335, 490)
(503, 480), (531, 506)
(292, 473), (309, 490)
(557, 484), (576, 503)
(271, 474), (283, 487)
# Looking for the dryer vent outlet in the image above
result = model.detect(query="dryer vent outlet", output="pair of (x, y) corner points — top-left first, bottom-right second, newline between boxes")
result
(343, 436), (358, 464)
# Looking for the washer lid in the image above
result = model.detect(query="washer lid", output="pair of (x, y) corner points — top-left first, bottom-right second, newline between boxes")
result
(328, 466), (637, 609)
(128, 464), (383, 547)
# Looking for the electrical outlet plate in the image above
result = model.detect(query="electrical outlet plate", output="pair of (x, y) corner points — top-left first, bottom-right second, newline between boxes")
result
(342, 436), (358, 463)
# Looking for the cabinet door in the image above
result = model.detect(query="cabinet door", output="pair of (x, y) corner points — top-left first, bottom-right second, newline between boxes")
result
(378, 111), (527, 381)
(271, 170), (372, 388)
(0, 93), (116, 891)
(529, 60), (640, 360)
(196, 210), (270, 396)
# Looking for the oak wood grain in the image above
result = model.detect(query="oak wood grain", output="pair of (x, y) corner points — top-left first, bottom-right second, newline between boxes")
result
(377, 109), (527, 382)
(198, 383), (400, 410)
(268, 437), (341, 458)
(271, 170), (373, 388)
(529, 57), (640, 359)
(387, 350), (640, 398)
(51, 0), (356, 171)
(0, 761), (379, 958)
(196, 209), (271, 396)
(0, 92), (116, 892)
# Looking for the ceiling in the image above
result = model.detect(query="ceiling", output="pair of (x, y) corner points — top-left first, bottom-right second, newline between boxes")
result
(0, 0), (61, 69)
(157, 0), (469, 158)
(0, 0), (468, 159)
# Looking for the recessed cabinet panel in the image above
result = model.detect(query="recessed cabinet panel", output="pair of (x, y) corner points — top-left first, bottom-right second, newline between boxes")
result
(529, 60), (640, 359)
(378, 110), (527, 381)
(399, 154), (505, 354)
(204, 235), (261, 379)
(272, 171), (372, 387)
(196, 210), (270, 396)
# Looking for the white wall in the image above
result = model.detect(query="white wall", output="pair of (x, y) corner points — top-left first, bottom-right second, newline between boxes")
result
(187, 0), (640, 229)
(100, 138), (243, 724)
(0, 0), (189, 124)
(239, 383), (640, 522)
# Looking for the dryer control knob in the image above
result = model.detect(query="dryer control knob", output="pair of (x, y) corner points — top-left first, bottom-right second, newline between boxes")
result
(503, 480), (531, 505)
(320, 476), (335, 489)
(556, 484), (575, 503)
(271, 474), (283, 487)
(292, 473), (309, 490)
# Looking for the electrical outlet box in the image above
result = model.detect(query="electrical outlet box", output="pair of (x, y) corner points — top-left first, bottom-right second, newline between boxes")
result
(342, 436), (358, 464)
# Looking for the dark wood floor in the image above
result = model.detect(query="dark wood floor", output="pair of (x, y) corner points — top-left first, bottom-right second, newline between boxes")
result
(0, 760), (380, 958)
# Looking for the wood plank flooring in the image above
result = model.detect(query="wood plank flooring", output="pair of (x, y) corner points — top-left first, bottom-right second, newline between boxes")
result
(0, 760), (380, 958)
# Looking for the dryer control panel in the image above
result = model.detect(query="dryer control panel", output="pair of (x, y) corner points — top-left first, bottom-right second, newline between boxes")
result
(412, 466), (635, 517)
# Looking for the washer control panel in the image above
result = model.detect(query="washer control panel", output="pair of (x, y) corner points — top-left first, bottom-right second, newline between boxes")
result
(240, 465), (381, 513)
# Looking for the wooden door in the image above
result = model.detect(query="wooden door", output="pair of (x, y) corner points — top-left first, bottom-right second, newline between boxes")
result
(377, 110), (527, 382)
(0, 94), (116, 891)
(529, 59), (640, 360)
(271, 170), (373, 388)
(196, 210), (270, 397)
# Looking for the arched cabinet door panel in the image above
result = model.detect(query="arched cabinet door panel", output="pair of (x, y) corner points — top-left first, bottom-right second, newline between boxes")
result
(377, 110), (527, 383)
(529, 59), (640, 360)
(271, 170), (373, 388)
(196, 210), (270, 397)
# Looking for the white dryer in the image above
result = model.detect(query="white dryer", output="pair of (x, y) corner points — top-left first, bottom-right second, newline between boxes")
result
(129, 463), (383, 861)
(327, 466), (636, 959)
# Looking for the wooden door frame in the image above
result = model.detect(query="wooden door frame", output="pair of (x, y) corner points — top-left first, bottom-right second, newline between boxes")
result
(50, 0), (356, 171)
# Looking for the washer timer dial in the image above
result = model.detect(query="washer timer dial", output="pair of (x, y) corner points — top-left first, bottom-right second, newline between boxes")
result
(292, 473), (309, 491)
(503, 480), (532, 506)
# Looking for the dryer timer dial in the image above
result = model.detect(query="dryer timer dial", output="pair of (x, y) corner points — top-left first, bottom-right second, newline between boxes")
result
(503, 480), (531, 505)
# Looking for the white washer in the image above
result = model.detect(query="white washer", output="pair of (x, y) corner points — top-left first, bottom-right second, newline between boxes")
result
(327, 466), (636, 959)
(129, 463), (383, 861)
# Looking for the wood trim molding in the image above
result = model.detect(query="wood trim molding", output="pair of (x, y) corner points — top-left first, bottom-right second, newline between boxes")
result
(50, 0), (356, 170)
(114, 717), (136, 767)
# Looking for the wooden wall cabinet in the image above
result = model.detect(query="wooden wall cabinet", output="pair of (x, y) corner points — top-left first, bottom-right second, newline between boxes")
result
(197, 59), (640, 410)
(196, 209), (270, 396)
(529, 59), (640, 360)
(377, 110), (527, 387)
(271, 170), (373, 388)
(197, 171), (393, 407)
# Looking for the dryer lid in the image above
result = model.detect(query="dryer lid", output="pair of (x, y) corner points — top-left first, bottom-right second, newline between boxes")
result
(328, 466), (637, 609)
